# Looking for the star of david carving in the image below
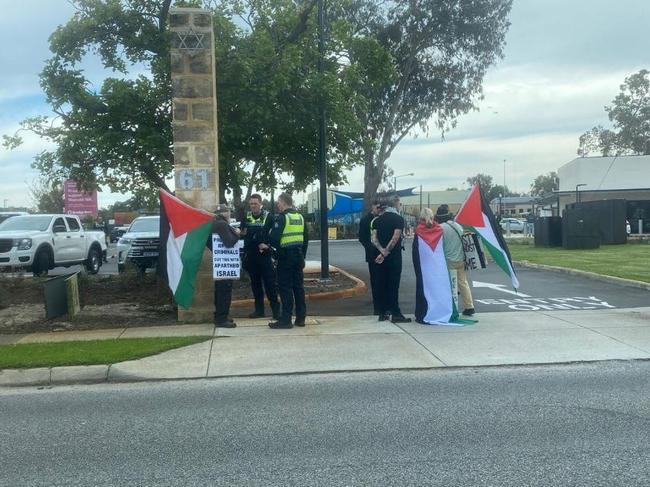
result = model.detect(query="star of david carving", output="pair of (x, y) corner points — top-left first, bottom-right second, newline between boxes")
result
(176, 28), (206, 52)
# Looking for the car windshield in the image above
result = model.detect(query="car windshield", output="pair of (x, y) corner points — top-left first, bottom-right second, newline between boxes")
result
(0, 215), (53, 232)
(128, 218), (159, 233)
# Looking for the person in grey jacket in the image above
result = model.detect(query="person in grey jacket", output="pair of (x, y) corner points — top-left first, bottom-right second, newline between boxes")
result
(435, 204), (475, 316)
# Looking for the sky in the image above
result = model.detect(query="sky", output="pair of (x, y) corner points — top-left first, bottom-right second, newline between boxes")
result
(0, 0), (649, 209)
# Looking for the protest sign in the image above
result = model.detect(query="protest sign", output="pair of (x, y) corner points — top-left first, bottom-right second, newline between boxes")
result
(212, 234), (243, 280)
(463, 233), (487, 270)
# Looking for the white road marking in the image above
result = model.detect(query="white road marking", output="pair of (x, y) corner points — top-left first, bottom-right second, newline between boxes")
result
(472, 281), (531, 298)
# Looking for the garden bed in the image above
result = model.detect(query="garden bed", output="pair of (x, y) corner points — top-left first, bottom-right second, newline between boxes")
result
(0, 268), (359, 334)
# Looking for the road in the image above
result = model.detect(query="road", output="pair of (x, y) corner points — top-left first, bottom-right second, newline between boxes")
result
(1, 362), (649, 486)
(306, 239), (650, 315)
(20, 239), (650, 315)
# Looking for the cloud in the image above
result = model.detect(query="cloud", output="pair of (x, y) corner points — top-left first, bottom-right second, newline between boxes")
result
(1, 0), (648, 209)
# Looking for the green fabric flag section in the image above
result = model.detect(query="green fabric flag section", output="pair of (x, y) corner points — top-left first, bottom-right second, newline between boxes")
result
(174, 221), (213, 309)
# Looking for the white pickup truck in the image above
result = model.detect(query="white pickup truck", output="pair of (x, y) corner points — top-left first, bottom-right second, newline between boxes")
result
(0, 214), (107, 276)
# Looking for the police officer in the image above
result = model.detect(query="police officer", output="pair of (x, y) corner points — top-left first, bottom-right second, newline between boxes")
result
(241, 194), (281, 319)
(207, 203), (240, 328)
(358, 200), (381, 315)
(266, 192), (308, 329)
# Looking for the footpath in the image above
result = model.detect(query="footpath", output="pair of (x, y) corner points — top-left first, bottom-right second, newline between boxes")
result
(1, 307), (650, 387)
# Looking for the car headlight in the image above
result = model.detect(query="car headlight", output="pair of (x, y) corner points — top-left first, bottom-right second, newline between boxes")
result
(118, 237), (133, 245)
(13, 238), (32, 250)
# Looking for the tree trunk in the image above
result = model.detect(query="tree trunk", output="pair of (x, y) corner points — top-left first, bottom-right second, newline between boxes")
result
(362, 148), (382, 212)
(244, 162), (259, 202)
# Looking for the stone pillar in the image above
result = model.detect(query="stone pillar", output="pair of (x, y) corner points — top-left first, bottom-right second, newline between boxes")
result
(169, 8), (219, 323)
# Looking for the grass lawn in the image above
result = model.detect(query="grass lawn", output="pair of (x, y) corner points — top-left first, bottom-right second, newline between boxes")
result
(508, 242), (650, 283)
(0, 336), (209, 370)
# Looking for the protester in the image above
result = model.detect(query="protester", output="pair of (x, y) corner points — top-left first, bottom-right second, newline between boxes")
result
(358, 200), (381, 315)
(207, 203), (241, 328)
(241, 194), (281, 319)
(435, 204), (475, 316)
(267, 193), (309, 329)
(371, 195), (411, 323)
(525, 212), (535, 237)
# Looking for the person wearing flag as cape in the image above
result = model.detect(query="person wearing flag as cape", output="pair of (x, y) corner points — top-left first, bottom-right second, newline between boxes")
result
(412, 208), (477, 326)
(207, 203), (241, 328)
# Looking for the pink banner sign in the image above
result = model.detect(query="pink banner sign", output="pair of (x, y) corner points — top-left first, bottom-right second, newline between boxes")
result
(64, 179), (98, 218)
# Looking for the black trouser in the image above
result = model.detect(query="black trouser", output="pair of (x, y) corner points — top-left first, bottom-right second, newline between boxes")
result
(214, 280), (233, 323)
(375, 254), (402, 316)
(277, 250), (306, 323)
(368, 260), (381, 313)
(247, 253), (280, 314)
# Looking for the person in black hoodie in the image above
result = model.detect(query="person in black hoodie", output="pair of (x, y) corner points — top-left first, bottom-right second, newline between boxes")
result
(358, 200), (381, 314)
(207, 203), (241, 328)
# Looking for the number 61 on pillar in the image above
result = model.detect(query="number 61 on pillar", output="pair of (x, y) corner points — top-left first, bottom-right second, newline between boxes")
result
(176, 169), (212, 190)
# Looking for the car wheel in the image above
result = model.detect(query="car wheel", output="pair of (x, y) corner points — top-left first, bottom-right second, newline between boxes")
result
(118, 263), (125, 273)
(32, 249), (50, 277)
(85, 248), (101, 275)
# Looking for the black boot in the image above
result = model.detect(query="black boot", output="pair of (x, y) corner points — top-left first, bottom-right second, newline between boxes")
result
(268, 320), (293, 329)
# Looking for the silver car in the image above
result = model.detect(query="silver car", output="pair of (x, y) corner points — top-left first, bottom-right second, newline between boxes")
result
(117, 216), (160, 272)
(499, 218), (525, 233)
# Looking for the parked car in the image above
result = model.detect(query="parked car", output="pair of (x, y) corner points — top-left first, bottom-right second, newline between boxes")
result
(0, 214), (107, 276)
(117, 216), (160, 273)
(499, 217), (525, 233)
(110, 225), (130, 243)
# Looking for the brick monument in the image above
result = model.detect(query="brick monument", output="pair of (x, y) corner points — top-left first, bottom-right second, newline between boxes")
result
(169, 8), (219, 322)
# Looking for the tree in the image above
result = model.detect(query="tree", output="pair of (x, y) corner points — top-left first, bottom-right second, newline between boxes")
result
(214, 0), (362, 202)
(466, 173), (515, 202)
(578, 69), (650, 157)
(331, 0), (512, 208)
(530, 171), (558, 197)
(3, 0), (363, 207)
(29, 178), (64, 213)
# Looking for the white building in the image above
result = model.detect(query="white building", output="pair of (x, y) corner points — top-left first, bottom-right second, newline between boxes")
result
(558, 155), (650, 232)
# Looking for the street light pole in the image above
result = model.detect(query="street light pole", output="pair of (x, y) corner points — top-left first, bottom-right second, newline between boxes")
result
(575, 183), (587, 204)
(317, 0), (329, 280)
(393, 172), (414, 194)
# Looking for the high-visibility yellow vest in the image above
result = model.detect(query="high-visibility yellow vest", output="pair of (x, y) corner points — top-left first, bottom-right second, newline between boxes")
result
(280, 211), (305, 248)
(246, 211), (267, 228)
(370, 216), (378, 232)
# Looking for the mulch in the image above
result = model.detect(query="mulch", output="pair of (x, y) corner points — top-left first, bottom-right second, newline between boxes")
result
(0, 269), (356, 334)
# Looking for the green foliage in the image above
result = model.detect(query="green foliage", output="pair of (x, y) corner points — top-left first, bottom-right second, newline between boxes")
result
(466, 173), (515, 202)
(530, 172), (558, 197)
(330, 0), (513, 205)
(29, 178), (64, 213)
(4, 0), (175, 199)
(578, 69), (650, 157)
(5, 0), (512, 209)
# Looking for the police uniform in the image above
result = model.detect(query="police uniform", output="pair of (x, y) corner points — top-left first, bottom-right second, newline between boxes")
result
(268, 208), (309, 327)
(358, 211), (380, 314)
(243, 210), (280, 318)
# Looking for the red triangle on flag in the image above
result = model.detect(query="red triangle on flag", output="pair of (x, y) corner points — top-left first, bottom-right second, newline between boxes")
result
(415, 223), (444, 251)
(160, 190), (213, 237)
(455, 184), (485, 228)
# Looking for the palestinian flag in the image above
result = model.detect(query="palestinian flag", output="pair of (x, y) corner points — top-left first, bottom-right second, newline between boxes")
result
(455, 184), (520, 289)
(413, 223), (476, 326)
(159, 190), (214, 309)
